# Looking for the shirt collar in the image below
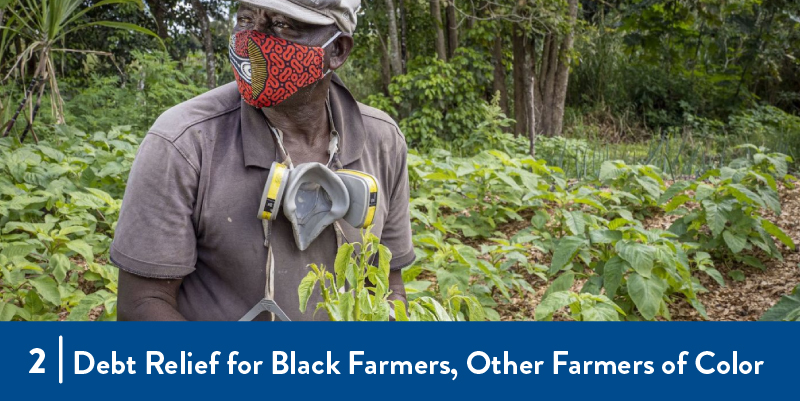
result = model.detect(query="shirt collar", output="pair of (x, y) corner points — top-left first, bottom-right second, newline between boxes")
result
(240, 73), (366, 169)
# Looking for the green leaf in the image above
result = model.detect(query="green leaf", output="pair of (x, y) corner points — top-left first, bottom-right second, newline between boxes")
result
(758, 187), (781, 214)
(728, 270), (745, 282)
(603, 256), (628, 297)
(740, 255), (766, 271)
(436, 266), (469, 295)
(659, 181), (691, 203)
(70, 21), (165, 50)
(565, 211), (586, 235)
(722, 230), (747, 254)
(701, 267), (726, 287)
(30, 275), (61, 306)
(392, 300), (409, 321)
(615, 241), (654, 278)
(727, 184), (765, 208)
(549, 236), (585, 274)
(599, 161), (625, 181)
(376, 244), (392, 292)
(589, 230), (622, 244)
(761, 219), (796, 250)
(580, 302), (621, 321)
(759, 285), (800, 321)
(627, 273), (666, 320)
(66, 292), (108, 321)
(664, 194), (691, 212)
(0, 301), (24, 321)
(702, 200), (727, 237)
(65, 239), (94, 263)
(531, 210), (549, 230)
(298, 271), (318, 313)
(535, 291), (572, 321)
(337, 292), (355, 321)
(1, 244), (36, 259)
(694, 184), (715, 201)
(334, 243), (354, 289)
(49, 254), (71, 284)
(543, 271), (574, 299)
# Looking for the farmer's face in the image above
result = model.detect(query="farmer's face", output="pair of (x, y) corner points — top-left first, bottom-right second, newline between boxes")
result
(234, 4), (339, 49)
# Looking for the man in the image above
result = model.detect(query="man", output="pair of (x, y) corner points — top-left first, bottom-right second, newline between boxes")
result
(111, 0), (414, 320)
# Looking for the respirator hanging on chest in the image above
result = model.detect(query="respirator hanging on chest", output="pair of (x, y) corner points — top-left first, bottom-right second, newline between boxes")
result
(258, 161), (379, 251)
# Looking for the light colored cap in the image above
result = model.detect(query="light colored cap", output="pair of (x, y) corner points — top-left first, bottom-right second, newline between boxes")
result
(240, 0), (360, 35)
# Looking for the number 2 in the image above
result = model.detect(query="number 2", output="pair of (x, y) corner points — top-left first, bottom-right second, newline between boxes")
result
(29, 348), (45, 373)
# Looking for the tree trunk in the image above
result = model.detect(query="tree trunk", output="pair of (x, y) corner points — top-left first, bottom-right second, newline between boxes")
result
(445, 0), (458, 58)
(528, 76), (536, 157)
(512, 25), (528, 137)
(528, 35), (543, 135)
(399, 0), (408, 73)
(542, 33), (559, 136)
(538, 34), (552, 90)
(491, 33), (509, 117)
(550, 0), (578, 137)
(430, 0), (447, 61)
(378, 36), (392, 95)
(384, 0), (403, 76)
(192, 0), (216, 89)
(146, 0), (169, 39)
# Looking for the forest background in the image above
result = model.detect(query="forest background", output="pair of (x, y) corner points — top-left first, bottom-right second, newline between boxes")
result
(0, 0), (799, 322)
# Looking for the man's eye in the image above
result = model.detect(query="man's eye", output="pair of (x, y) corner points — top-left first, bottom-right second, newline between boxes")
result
(272, 21), (289, 29)
(238, 16), (252, 24)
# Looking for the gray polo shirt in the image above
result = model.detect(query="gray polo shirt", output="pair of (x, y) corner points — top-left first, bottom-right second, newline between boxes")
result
(110, 75), (415, 321)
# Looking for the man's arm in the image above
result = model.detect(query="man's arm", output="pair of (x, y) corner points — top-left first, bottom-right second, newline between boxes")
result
(110, 134), (200, 320)
(387, 269), (407, 305)
(117, 271), (187, 321)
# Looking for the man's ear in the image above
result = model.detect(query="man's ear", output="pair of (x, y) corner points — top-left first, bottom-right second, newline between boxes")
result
(328, 33), (353, 71)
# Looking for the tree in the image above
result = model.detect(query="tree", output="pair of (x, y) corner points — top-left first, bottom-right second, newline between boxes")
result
(545, 0), (577, 137)
(491, 26), (509, 116)
(191, 0), (216, 89)
(1, 0), (161, 139)
(445, 0), (458, 58)
(384, 0), (403, 76)
(430, 0), (447, 61)
(512, 25), (527, 137)
(144, 0), (171, 39)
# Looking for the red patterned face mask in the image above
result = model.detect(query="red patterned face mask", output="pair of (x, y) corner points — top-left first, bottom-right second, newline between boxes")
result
(229, 30), (341, 108)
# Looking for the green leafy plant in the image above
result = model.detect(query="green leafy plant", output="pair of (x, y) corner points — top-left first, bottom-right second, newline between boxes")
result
(759, 284), (800, 322)
(0, 124), (138, 320)
(1, 0), (162, 132)
(535, 290), (625, 321)
(663, 147), (796, 269)
(599, 160), (666, 216)
(299, 231), (484, 321)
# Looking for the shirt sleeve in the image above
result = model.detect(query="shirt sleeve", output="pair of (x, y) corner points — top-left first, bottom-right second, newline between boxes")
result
(381, 135), (416, 270)
(110, 134), (199, 279)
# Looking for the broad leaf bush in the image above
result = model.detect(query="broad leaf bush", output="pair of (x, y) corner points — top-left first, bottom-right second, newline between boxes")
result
(0, 125), (140, 320)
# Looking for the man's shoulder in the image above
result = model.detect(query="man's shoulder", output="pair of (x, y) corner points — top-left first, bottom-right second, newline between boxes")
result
(356, 102), (407, 149)
(149, 82), (241, 143)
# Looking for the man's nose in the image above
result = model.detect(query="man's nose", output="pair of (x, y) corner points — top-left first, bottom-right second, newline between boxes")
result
(253, 12), (273, 34)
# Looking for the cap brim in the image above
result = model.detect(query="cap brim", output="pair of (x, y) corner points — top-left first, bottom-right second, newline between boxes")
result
(240, 0), (336, 27)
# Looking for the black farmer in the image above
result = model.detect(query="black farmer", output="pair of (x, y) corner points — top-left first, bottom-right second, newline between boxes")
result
(110, 0), (415, 321)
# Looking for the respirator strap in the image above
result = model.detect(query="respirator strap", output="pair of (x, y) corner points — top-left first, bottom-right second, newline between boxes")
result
(238, 217), (291, 322)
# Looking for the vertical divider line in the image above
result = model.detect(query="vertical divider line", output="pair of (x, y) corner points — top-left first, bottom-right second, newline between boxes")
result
(59, 335), (63, 384)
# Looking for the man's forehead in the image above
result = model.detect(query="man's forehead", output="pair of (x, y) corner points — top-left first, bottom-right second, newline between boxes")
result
(237, 3), (328, 29)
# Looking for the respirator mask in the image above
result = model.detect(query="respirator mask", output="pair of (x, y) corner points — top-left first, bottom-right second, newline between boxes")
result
(239, 102), (379, 322)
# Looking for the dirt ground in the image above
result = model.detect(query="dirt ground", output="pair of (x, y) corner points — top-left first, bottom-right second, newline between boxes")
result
(495, 183), (800, 321)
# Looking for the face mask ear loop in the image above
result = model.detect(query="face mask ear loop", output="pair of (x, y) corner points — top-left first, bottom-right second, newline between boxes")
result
(321, 31), (342, 76)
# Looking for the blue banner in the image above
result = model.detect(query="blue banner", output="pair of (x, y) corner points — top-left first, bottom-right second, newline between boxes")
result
(2, 322), (796, 400)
